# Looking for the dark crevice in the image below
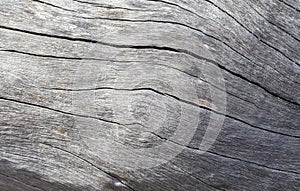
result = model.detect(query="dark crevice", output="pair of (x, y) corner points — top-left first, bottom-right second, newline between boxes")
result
(31, 0), (76, 12)
(6, 80), (299, 139)
(0, 97), (125, 128)
(4, 11), (299, 88)
(0, 25), (98, 43)
(168, 162), (226, 191)
(43, 86), (300, 138)
(1, 99), (299, 176)
(73, 13), (259, 69)
(160, 91), (299, 138)
(245, 1), (300, 43)
(0, 49), (142, 63)
(72, 15), (299, 84)
(145, 0), (225, 30)
(131, 120), (299, 176)
(123, 60), (279, 112)
(144, 0), (299, 79)
(0, 47), (275, 113)
(0, 49), (83, 60)
(168, 67), (267, 111)
(146, 0), (206, 20)
(0, 25), (298, 106)
(72, 0), (150, 12)
(204, 0), (298, 64)
(72, 0), (106, 6)
(278, 0), (300, 12)
(0, 25), (182, 52)
(2, 135), (136, 191)
(150, 133), (300, 176)
(207, 148), (300, 176)
(37, 142), (137, 191)
(0, 47), (285, 112)
(176, 46), (299, 106)
(3, 47), (286, 125)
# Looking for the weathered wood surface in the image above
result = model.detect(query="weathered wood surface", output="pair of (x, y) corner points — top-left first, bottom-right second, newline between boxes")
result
(0, 0), (299, 190)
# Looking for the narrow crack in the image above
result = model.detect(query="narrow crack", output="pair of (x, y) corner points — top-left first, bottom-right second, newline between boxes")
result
(3, 47), (286, 130)
(204, 0), (298, 64)
(0, 96), (125, 128)
(3, 13), (299, 88)
(0, 49), (83, 60)
(144, 0), (299, 80)
(146, 0), (207, 20)
(72, 14), (299, 83)
(169, 161), (226, 191)
(278, 0), (300, 12)
(72, 0), (151, 12)
(0, 25), (97, 43)
(31, 0), (76, 12)
(0, 49), (140, 63)
(4, 83), (299, 139)
(38, 142), (137, 191)
(1, 100), (299, 176)
(0, 25), (299, 106)
(5, 56), (300, 138)
(245, 1), (300, 43)
(2, 135), (136, 191)
(149, 132), (300, 176)
(0, 47), (274, 113)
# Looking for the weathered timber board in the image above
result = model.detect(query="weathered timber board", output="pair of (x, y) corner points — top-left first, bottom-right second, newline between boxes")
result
(0, 0), (299, 191)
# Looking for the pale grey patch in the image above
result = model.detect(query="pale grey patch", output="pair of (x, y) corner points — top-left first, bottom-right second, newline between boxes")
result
(71, 16), (227, 170)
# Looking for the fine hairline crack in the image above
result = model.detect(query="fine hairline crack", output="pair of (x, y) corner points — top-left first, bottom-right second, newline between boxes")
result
(0, 25), (298, 106)
(1, 85), (299, 139)
(0, 47), (283, 113)
(1, 98), (299, 177)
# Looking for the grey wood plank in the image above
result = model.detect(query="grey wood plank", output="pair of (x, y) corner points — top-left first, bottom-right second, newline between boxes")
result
(0, 0), (299, 190)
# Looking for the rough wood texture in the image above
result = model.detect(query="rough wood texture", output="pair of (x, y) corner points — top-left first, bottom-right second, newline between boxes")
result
(0, 0), (299, 190)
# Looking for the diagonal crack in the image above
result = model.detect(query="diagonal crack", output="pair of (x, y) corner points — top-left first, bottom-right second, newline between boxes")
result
(0, 49), (141, 63)
(72, 14), (300, 83)
(1, 135), (136, 191)
(3, 84), (300, 139)
(168, 161), (226, 191)
(203, 0), (298, 64)
(0, 96), (125, 128)
(1, 98), (299, 176)
(0, 25), (299, 106)
(149, 132), (300, 176)
(146, 0), (207, 20)
(72, 0), (151, 12)
(0, 47), (279, 113)
(31, 0), (76, 12)
(245, 1), (300, 43)
(144, 0), (299, 77)
(64, 84), (300, 138)
(278, 0), (300, 12)
(40, 142), (137, 191)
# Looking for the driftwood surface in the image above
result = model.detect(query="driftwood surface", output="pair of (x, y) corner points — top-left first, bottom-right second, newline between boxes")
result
(0, 0), (299, 190)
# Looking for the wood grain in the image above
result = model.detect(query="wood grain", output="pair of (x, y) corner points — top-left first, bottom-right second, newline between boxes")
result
(0, 0), (299, 190)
